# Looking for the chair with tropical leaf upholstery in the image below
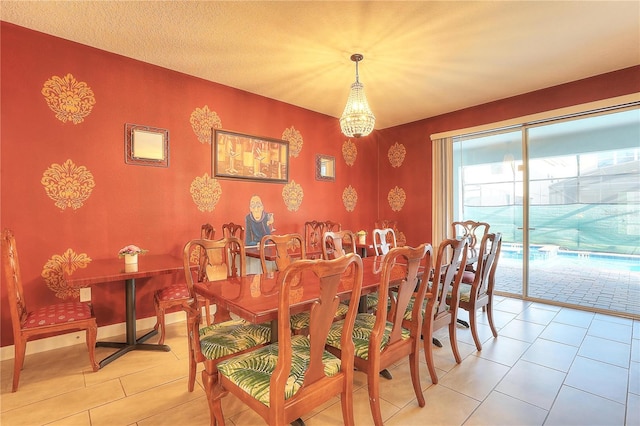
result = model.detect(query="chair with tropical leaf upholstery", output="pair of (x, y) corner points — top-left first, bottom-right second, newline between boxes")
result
(182, 236), (272, 413)
(413, 237), (468, 384)
(326, 244), (432, 426)
(453, 232), (502, 351)
(259, 233), (306, 274)
(2, 229), (99, 392)
(153, 223), (214, 344)
(210, 253), (363, 426)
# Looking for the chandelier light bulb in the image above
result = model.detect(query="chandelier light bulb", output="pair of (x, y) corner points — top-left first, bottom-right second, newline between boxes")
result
(340, 54), (375, 138)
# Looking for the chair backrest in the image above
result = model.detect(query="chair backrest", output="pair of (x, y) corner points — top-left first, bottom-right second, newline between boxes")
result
(259, 233), (306, 273)
(451, 220), (490, 256)
(429, 238), (468, 319)
(201, 223), (215, 239)
(322, 230), (356, 259)
(2, 230), (28, 338)
(221, 222), (245, 276)
(184, 237), (247, 300)
(372, 228), (397, 256)
(374, 244), (433, 349)
(323, 220), (342, 232)
(304, 220), (325, 254)
(473, 232), (502, 298)
(271, 253), (363, 412)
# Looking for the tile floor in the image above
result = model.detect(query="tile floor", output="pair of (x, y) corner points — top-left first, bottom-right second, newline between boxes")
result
(1, 296), (638, 425)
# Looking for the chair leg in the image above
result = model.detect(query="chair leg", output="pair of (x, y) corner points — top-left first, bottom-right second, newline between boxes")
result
(209, 373), (227, 426)
(469, 309), (483, 351)
(487, 299), (498, 338)
(409, 351), (425, 407)
(12, 337), (27, 392)
(86, 323), (99, 371)
(341, 374), (355, 426)
(155, 304), (167, 345)
(367, 369), (383, 426)
(449, 319), (462, 364)
(188, 345), (197, 392)
(422, 322), (438, 384)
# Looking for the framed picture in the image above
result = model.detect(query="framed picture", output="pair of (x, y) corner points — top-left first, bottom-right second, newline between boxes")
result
(125, 123), (169, 167)
(212, 129), (289, 183)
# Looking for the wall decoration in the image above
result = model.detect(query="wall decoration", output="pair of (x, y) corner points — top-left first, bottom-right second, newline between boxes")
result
(388, 186), (406, 211)
(388, 142), (406, 167)
(342, 185), (358, 212)
(245, 195), (276, 245)
(282, 126), (303, 158)
(213, 129), (289, 183)
(41, 73), (96, 124)
(282, 180), (303, 212)
(342, 139), (357, 166)
(315, 154), (336, 182)
(42, 249), (92, 299)
(190, 173), (222, 212)
(41, 159), (95, 210)
(125, 123), (169, 167)
(190, 105), (222, 143)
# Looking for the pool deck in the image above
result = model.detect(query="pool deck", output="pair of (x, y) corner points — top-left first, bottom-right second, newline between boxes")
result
(495, 256), (640, 318)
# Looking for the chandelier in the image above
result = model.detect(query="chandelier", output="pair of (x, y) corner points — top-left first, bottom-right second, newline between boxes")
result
(339, 54), (375, 138)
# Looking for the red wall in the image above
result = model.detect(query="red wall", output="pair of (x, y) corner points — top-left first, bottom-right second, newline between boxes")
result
(1, 22), (638, 347)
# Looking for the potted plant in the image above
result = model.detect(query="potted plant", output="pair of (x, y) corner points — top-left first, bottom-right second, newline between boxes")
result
(118, 244), (148, 264)
(355, 230), (367, 245)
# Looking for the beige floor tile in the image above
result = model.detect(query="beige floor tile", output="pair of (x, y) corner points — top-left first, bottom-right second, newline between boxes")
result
(520, 338), (578, 372)
(137, 395), (211, 426)
(565, 356), (629, 404)
(387, 384), (479, 425)
(588, 319), (633, 343)
(495, 359), (566, 410)
(545, 385), (625, 426)
(627, 392), (640, 426)
(465, 391), (547, 426)
(120, 356), (189, 395)
(1, 379), (124, 426)
(475, 334), (531, 366)
(499, 319), (546, 343)
(515, 305), (560, 325)
(45, 410), (91, 426)
(578, 335), (631, 367)
(438, 355), (509, 401)
(540, 322), (588, 347)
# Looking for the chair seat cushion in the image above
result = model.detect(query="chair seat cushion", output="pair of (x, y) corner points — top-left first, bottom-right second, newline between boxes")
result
(326, 313), (410, 359)
(217, 334), (341, 407)
(402, 296), (428, 321)
(156, 283), (189, 301)
(366, 292), (379, 310)
(199, 319), (272, 359)
(290, 303), (349, 331)
(23, 302), (93, 329)
(458, 283), (472, 302)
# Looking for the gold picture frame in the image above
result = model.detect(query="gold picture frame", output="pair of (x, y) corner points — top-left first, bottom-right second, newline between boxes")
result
(125, 123), (169, 167)
(213, 129), (289, 183)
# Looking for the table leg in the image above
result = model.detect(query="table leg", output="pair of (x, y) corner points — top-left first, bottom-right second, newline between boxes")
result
(97, 278), (171, 368)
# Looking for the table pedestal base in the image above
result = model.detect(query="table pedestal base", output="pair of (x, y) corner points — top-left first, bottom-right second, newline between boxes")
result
(97, 329), (170, 368)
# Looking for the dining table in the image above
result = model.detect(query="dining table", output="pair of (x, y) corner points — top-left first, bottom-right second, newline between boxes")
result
(194, 255), (420, 342)
(63, 254), (186, 368)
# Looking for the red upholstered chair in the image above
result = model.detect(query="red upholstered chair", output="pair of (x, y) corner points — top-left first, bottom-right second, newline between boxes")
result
(153, 224), (214, 344)
(1, 229), (99, 392)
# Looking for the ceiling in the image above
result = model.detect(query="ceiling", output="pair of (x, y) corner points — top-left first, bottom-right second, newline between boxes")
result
(2, 1), (639, 130)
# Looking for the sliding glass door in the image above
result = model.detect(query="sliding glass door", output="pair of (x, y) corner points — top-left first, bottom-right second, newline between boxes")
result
(451, 106), (640, 316)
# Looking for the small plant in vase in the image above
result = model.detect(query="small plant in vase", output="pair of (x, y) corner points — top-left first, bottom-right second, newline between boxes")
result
(118, 245), (148, 264)
(356, 230), (367, 245)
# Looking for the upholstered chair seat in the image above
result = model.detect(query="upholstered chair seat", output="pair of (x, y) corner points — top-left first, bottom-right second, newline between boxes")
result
(23, 302), (94, 328)
(290, 302), (349, 332)
(198, 319), (271, 360)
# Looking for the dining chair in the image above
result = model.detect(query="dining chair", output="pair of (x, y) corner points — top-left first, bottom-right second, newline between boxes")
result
(290, 230), (355, 335)
(326, 244), (433, 426)
(153, 224), (214, 344)
(368, 227), (398, 312)
(182, 236), (272, 405)
(303, 220), (325, 259)
(323, 220), (342, 232)
(210, 253), (364, 426)
(259, 233), (306, 274)
(454, 232), (502, 351)
(1, 229), (99, 392)
(221, 222), (245, 280)
(417, 237), (468, 384)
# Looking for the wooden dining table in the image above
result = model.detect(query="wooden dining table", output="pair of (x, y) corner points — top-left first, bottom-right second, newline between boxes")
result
(64, 254), (186, 368)
(194, 255), (418, 341)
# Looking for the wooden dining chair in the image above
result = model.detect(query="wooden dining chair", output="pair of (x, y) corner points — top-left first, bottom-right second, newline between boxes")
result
(182, 236), (272, 403)
(153, 223), (214, 344)
(303, 220), (325, 259)
(417, 237), (468, 384)
(451, 220), (490, 279)
(323, 220), (342, 232)
(210, 253), (364, 426)
(259, 233), (306, 274)
(367, 228), (398, 312)
(326, 244), (433, 426)
(1, 229), (99, 392)
(454, 232), (502, 351)
(290, 230), (355, 335)
(221, 222), (245, 280)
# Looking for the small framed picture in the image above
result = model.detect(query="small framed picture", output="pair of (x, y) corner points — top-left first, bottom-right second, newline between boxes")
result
(125, 123), (169, 167)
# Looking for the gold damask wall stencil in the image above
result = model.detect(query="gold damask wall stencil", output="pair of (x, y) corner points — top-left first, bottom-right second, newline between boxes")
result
(190, 105), (222, 143)
(388, 142), (406, 168)
(342, 139), (357, 166)
(342, 185), (358, 212)
(41, 73), (96, 124)
(388, 186), (406, 212)
(282, 180), (303, 211)
(282, 126), (303, 158)
(41, 159), (96, 210)
(42, 249), (92, 299)
(190, 173), (222, 212)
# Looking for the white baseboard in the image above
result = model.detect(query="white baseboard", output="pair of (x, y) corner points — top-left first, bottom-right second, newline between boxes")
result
(0, 311), (187, 361)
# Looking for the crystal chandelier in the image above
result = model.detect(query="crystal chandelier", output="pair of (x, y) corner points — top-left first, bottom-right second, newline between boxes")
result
(340, 54), (375, 138)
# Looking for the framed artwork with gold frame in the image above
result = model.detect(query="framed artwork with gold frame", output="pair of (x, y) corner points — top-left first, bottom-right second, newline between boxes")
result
(212, 129), (289, 183)
(125, 123), (169, 167)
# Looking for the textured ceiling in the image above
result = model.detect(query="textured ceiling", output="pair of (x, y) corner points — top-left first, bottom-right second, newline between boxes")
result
(2, 1), (639, 129)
